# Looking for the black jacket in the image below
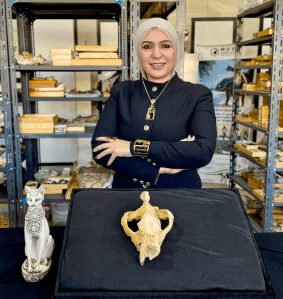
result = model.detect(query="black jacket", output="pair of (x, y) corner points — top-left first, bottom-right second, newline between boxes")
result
(91, 73), (217, 189)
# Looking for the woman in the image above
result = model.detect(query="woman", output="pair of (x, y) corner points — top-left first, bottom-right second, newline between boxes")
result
(92, 18), (216, 189)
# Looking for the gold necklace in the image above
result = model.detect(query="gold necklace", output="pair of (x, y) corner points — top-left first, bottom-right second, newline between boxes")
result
(142, 74), (174, 120)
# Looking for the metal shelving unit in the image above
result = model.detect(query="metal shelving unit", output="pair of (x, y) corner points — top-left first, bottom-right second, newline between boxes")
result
(4, 0), (128, 226)
(230, 0), (283, 232)
(0, 0), (18, 227)
(129, 0), (186, 81)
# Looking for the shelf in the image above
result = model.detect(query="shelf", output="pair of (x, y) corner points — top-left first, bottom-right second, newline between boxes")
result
(248, 215), (264, 233)
(30, 97), (108, 102)
(20, 126), (95, 139)
(43, 193), (69, 203)
(12, 1), (120, 20)
(234, 89), (270, 97)
(15, 65), (123, 72)
(230, 175), (263, 204)
(233, 119), (267, 133)
(231, 148), (266, 169)
(235, 65), (272, 70)
(0, 191), (8, 203)
(0, 167), (7, 172)
(238, 0), (274, 18)
(236, 35), (272, 46)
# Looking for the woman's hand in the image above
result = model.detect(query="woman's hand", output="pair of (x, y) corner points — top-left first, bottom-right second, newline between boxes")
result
(92, 137), (132, 166)
(159, 167), (186, 175)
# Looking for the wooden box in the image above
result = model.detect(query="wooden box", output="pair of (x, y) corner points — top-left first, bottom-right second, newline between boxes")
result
(19, 114), (59, 133)
(238, 145), (266, 158)
(53, 60), (72, 66)
(30, 91), (64, 97)
(253, 189), (283, 203)
(71, 58), (122, 66)
(79, 52), (118, 59)
(41, 176), (72, 194)
(75, 45), (117, 52)
(66, 124), (85, 132)
(52, 49), (72, 56)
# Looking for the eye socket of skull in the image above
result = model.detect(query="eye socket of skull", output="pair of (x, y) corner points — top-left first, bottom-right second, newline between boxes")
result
(127, 219), (140, 232)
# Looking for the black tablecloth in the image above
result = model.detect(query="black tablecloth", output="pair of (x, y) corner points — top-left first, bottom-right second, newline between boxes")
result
(0, 227), (283, 298)
(58, 189), (266, 295)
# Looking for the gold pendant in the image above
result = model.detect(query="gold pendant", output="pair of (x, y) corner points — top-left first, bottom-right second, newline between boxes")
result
(146, 106), (156, 120)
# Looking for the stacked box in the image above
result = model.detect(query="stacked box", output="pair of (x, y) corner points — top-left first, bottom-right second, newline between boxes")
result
(52, 49), (73, 66)
(258, 105), (269, 128)
(73, 45), (122, 66)
(29, 79), (64, 97)
(19, 114), (59, 133)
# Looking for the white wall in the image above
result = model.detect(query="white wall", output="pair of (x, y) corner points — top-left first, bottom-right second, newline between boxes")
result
(33, 19), (77, 163)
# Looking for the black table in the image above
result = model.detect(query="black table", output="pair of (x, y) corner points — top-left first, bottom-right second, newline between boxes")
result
(1, 228), (283, 299)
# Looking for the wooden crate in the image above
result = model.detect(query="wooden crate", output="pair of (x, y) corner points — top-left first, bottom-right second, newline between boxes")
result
(237, 145), (266, 158)
(31, 87), (64, 92)
(30, 91), (64, 97)
(19, 114), (59, 124)
(259, 210), (283, 220)
(71, 58), (122, 66)
(29, 80), (57, 85)
(0, 217), (9, 228)
(23, 180), (39, 195)
(245, 208), (261, 215)
(253, 189), (283, 203)
(41, 176), (72, 194)
(75, 45), (117, 52)
(52, 49), (72, 56)
(53, 60), (72, 66)
(19, 114), (59, 134)
(79, 52), (118, 59)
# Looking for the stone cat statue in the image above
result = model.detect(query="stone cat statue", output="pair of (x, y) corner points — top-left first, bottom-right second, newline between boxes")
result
(22, 186), (54, 282)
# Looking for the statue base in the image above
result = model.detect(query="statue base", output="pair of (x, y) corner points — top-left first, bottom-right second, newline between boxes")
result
(21, 258), (52, 282)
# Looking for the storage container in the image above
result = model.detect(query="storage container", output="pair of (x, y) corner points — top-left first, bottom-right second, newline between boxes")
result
(50, 202), (69, 225)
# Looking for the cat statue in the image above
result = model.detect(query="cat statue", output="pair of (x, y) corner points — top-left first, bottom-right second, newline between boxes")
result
(21, 185), (54, 282)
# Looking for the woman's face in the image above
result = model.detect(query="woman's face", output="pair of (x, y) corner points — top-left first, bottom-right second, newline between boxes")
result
(140, 28), (175, 83)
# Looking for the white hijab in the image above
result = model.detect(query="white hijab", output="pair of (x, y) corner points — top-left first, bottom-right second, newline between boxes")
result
(134, 18), (178, 80)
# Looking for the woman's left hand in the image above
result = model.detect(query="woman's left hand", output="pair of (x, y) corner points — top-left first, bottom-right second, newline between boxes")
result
(92, 137), (132, 166)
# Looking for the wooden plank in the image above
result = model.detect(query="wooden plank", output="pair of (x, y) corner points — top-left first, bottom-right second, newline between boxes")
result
(71, 58), (122, 66)
(66, 124), (85, 132)
(246, 208), (261, 214)
(30, 87), (64, 92)
(29, 80), (57, 85)
(253, 189), (283, 203)
(20, 123), (55, 129)
(52, 49), (72, 56)
(75, 45), (117, 52)
(258, 28), (273, 37)
(65, 179), (78, 200)
(143, 2), (161, 19)
(79, 52), (118, 59)
(19, 127), (54, 134)
(30, 91), (64, 97)
(53, 60), (72, 66)
(19, 114), (59, 124)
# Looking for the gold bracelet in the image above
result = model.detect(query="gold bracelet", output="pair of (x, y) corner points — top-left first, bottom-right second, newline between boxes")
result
(133, 139), (150, 158)
(154, 173), (160, 185)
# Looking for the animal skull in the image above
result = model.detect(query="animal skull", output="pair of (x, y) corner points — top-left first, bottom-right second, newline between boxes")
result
(121, 191), (174, 266)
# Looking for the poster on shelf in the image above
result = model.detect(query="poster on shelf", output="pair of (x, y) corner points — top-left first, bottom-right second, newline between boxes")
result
(197, 44), (236, 61)
(197, 46), (254, 184)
